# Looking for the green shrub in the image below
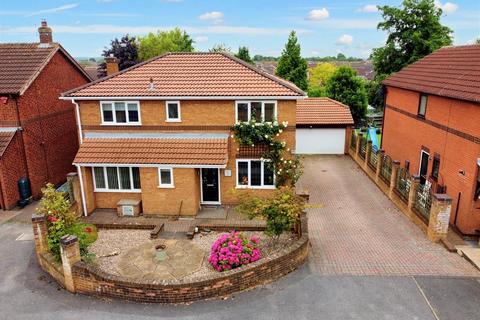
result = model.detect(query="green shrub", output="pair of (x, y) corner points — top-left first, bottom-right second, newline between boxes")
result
(37, 184), (97, 260)
(236, 187), (305, 237)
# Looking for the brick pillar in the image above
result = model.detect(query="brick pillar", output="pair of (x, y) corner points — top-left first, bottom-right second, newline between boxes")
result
(355, 132), (363, 159)
(365, 140), (372, 167)
(427, 194), (452, 242)
(60, 235), (81, 293)
(32, 214), (48, 257)
(375, 149), (385, 183)
(407, 175), (421, 212)
(389, 160), (400, 198)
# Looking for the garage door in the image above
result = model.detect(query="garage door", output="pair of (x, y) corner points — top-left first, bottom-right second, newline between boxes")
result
(295, 128), (346, 154)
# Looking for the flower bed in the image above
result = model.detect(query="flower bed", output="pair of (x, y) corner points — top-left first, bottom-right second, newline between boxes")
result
(208, 231), (261, 271)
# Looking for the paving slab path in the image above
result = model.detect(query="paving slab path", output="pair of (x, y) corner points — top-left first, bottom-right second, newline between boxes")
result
(297, 155), (479, 277)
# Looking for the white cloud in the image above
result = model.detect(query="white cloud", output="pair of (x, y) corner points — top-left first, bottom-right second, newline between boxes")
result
(199, 11), (224, 24)
(434, 1), (458, 14)
(336, 34), (354, 46)
(1, 24), (311, 36)
(306, 8), (329, 21)
(194, 36), (209, 43)
(357, 5), (378, 13)
(25, 3), (79, 17)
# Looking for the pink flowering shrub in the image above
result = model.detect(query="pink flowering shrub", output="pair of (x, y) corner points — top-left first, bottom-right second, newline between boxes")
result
(208, 231), (261, 272)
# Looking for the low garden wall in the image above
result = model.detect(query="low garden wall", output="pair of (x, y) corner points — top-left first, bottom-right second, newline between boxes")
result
(32, 213), (309, 303)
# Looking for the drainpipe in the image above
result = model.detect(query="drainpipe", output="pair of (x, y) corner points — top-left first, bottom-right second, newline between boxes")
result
(13, 97), (30, 179)
(72, 99), (83, 144)
(75, 164), (88, 216)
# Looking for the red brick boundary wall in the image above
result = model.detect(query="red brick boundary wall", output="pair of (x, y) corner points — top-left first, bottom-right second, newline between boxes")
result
(32, 213), (309, 303)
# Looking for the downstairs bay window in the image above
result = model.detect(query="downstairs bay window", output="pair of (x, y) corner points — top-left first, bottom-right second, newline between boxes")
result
(93, 166), (141, 192)
(236, 159), (275, 188)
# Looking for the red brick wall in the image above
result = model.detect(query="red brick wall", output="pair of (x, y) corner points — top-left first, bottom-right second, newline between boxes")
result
(16, 51), (90, 198)
(0, 132), (28, 209)
(382, 86), (480, 234)
(0, 98), (19, 127)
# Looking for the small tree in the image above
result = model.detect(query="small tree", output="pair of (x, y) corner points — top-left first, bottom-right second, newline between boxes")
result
(236, 187), (305, 238)
(138, 28), (194, 61)
(209, 43), (232, 53)
(325, 66), (368, 124)
(276, 31), (308, 91)
(97, 35), (139, 78)
(235, 46), (254, 64)
(37, 183), (76, 227)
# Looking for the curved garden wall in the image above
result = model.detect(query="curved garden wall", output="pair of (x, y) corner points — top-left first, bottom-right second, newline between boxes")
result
(32, 213), (309, 303)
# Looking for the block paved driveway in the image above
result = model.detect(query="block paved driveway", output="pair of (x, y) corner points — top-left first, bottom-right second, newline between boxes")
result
(297, 155), (479, 276)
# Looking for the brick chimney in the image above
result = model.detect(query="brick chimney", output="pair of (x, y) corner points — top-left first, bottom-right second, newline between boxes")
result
(105, 54), (119, 76)
(38, 20), (53, 44)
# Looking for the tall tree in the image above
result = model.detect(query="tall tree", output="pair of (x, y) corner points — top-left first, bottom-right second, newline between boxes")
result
(307, 62), (337, 97)
(235, 46), (254, 64)
(97, 35), (139, 78)
(275, 31), (308, 91)
(138, 28), (194, 61)
(369, 0), (453, 109)
(325, 66), (368, 124)
(209, 43), (232, 53)
(373, 0), (452, 76)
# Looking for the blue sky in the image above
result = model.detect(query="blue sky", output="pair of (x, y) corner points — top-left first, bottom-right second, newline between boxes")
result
(0, 0), (478, 58)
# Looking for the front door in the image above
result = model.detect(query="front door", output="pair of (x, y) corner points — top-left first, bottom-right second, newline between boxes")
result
(201, 168), (220, 203)
(419, 150), (429, 185)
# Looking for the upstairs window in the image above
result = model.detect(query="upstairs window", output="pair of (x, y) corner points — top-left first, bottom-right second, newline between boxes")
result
(101, 101), (140, 125)
(236, 101), (277, 123)
(418, 94), (428, 118)
(166, 101), (181, 122)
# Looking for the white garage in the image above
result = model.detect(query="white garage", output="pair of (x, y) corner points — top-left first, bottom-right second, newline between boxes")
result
(295, 98), (354, 155)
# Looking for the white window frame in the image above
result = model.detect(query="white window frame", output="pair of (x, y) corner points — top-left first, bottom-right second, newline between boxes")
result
(165, 101), (181, 122)
(235, 101), (277, 123)
(235, 159), (276, 189)
(92, 166), (141, 193)
(100, 101), (141, 125)
(158, 167), (174, 188)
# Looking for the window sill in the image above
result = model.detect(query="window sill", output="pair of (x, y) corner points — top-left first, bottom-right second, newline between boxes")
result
(94, 189), (142, 193)
(235, 185), (276, 190)
(100, 123), (142, 126)
(416, 115), (425, 119)
(165, 119), (181, 123)
(158, 185), (175, 189)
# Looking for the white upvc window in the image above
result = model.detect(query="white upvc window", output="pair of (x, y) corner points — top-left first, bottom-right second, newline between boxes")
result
(158, 167), (174, 188)
(100, 101), (141, 125)
(235, 101), (277, 123)
(92, 166), (141, 192)
(165, 101), (181, 122)
(236, 159), (275, 189)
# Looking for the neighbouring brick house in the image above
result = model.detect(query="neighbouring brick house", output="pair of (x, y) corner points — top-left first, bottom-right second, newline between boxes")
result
(0, 21), (92, 209)
(382, 45), (480, 235)
(62, 52), (305, 217)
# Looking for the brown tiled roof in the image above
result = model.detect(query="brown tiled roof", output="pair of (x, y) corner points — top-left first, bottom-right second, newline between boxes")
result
(64, 52), (305, 98)
(74, 137), (229, 166)
(296, 98), (354, 126)
(0, 43), (92, 95)
(383, 45), (480, 103)
(0, 131), (16, 158)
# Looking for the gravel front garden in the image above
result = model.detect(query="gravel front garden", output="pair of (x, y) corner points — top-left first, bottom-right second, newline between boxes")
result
(88, 229), (297, 282)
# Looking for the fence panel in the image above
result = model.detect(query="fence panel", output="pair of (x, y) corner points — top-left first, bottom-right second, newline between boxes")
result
(413, 183), (433, 221)
(394, 167), (411, 203)
(56, 181), (73, 202)
(350, 131), (357, 151)
(368, 145), (378, 170)
(359, 136), (367, 159)
(380, 154), (392, 183)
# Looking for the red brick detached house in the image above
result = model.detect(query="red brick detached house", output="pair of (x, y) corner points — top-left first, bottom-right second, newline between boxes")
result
(0, 21), (92, 209)
(382, 45), (480, 235)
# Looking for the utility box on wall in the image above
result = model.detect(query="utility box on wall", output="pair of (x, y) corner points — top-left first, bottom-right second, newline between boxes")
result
(116, 199), (142, 217)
